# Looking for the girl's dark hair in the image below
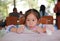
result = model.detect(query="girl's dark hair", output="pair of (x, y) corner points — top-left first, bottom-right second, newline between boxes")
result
(40, 5), (46, 16)
(24, 9), (40, 24)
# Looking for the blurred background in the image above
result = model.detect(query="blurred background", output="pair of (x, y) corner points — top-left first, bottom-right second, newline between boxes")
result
(0, 0), (57, 24)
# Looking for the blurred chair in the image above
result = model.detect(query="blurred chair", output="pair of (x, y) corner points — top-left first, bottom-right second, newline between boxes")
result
(39, 16), (53, 32)
(39, 18), (48, 24)
(6, 16), (18, 26)
(0, 27), (2, 30)
(39, 17), (48, 32)
(42, 16), (53, 24)
(19, 17), (25, 25)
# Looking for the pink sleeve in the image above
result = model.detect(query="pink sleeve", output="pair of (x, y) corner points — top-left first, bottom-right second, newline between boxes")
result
(32, 26), (37, 30)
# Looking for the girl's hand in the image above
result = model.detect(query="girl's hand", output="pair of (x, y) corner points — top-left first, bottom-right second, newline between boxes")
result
(17, 25), (25, 34)
(43, 27), (46, 33)
(10, 27), (17, 32)
(36, 26), (43, 33)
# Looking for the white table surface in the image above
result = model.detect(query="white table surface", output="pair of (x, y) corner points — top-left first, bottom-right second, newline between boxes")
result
(0, 30), (60, 41)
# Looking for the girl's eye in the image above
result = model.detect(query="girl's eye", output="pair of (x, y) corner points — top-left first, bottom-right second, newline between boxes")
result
(32, 19), (35, 21)
(27, 20), (29, 21)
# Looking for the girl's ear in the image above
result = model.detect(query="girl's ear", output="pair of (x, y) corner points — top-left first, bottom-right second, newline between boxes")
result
(37, 19), (40, 24)
(25, 22), (27, 26)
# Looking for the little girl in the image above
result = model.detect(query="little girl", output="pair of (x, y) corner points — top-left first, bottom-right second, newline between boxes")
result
(24, 9), (43, 33)
(6, 9), (44, 34)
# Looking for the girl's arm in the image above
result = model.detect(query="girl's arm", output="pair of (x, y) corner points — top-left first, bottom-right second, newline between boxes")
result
(10, 27), (17, 32)
(36, 26), (44, 33)
(6, 25), (17, 33)
(17, 25), (25, 34)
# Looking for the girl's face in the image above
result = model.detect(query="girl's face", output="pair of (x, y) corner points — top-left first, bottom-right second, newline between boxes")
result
(26, 13), (38, 28)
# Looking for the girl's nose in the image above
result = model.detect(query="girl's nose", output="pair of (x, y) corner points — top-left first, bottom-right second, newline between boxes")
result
(29, 21), (33, 24)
